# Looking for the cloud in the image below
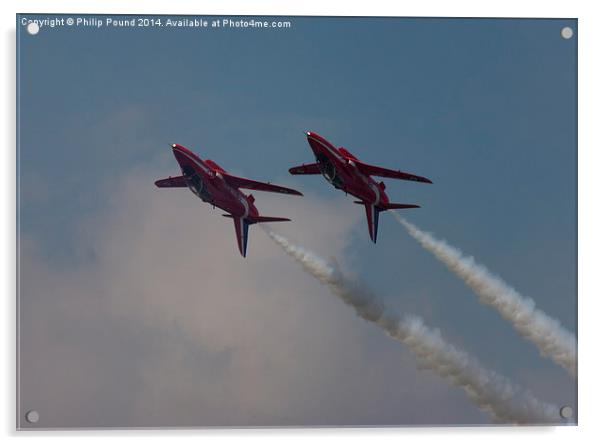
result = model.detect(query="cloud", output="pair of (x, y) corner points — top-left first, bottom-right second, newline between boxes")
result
(19, 159), (491, 428)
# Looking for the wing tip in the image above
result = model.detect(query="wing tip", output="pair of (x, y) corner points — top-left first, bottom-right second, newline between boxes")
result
(279, 185), (303, 196)
(410, 174), (433, 184)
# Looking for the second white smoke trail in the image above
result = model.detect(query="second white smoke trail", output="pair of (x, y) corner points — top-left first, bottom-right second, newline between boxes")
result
(264, 229), (561, 424)
(390, 212), (576, 377)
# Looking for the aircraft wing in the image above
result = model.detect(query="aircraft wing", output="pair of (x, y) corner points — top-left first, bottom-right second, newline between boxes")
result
(356, 162), (433, 184)
(289, 163), (321, 175)
(222, 174), (303, 196)
(155, 175), (187, 188)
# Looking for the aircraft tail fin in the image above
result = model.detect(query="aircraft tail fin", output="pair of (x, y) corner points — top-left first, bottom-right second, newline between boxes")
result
(232, 216), (251, 257)
(362, 203), (381, 243)
(356, 201), (420, 242)
(226, 214), (291, 257)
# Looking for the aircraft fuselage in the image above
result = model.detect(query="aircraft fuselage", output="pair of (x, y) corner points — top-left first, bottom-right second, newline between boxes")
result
(171, 144), (260, 219)
(307, 132), (392, 207)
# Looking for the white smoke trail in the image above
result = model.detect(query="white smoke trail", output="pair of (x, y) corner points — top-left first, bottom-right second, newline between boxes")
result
(264, 229), (561, 424)
(390, 212), (576, 377)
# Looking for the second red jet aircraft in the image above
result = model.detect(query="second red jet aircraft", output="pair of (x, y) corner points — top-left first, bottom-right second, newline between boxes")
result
(156, 143), (302, 257)
(289, 131), (432, 243)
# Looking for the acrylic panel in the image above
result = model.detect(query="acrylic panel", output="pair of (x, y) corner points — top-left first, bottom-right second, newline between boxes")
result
(17, 14), (577, 429)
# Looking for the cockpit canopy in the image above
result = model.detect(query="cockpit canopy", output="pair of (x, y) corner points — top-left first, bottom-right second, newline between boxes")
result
(316, 153), (343, 189)
(182, 166), (207, 199)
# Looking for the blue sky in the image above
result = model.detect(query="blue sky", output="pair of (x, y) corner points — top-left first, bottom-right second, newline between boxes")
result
(18, 15), (577, 427)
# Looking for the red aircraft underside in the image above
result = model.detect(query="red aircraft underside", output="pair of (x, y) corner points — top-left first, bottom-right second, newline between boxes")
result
(289, 131), (432, 243)
(155, 143), (302, 257)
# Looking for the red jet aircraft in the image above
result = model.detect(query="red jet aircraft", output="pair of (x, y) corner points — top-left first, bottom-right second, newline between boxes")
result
(156, 143), (302, 257)
(289, 131), (432, 243)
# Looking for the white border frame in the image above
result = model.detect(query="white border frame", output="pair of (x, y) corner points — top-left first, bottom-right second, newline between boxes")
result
(4, 1), (600, 443)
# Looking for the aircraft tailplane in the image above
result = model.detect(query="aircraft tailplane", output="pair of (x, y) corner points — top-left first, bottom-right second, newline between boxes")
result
(225, 214), (291, 257)
(355, 201), (420, 243)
